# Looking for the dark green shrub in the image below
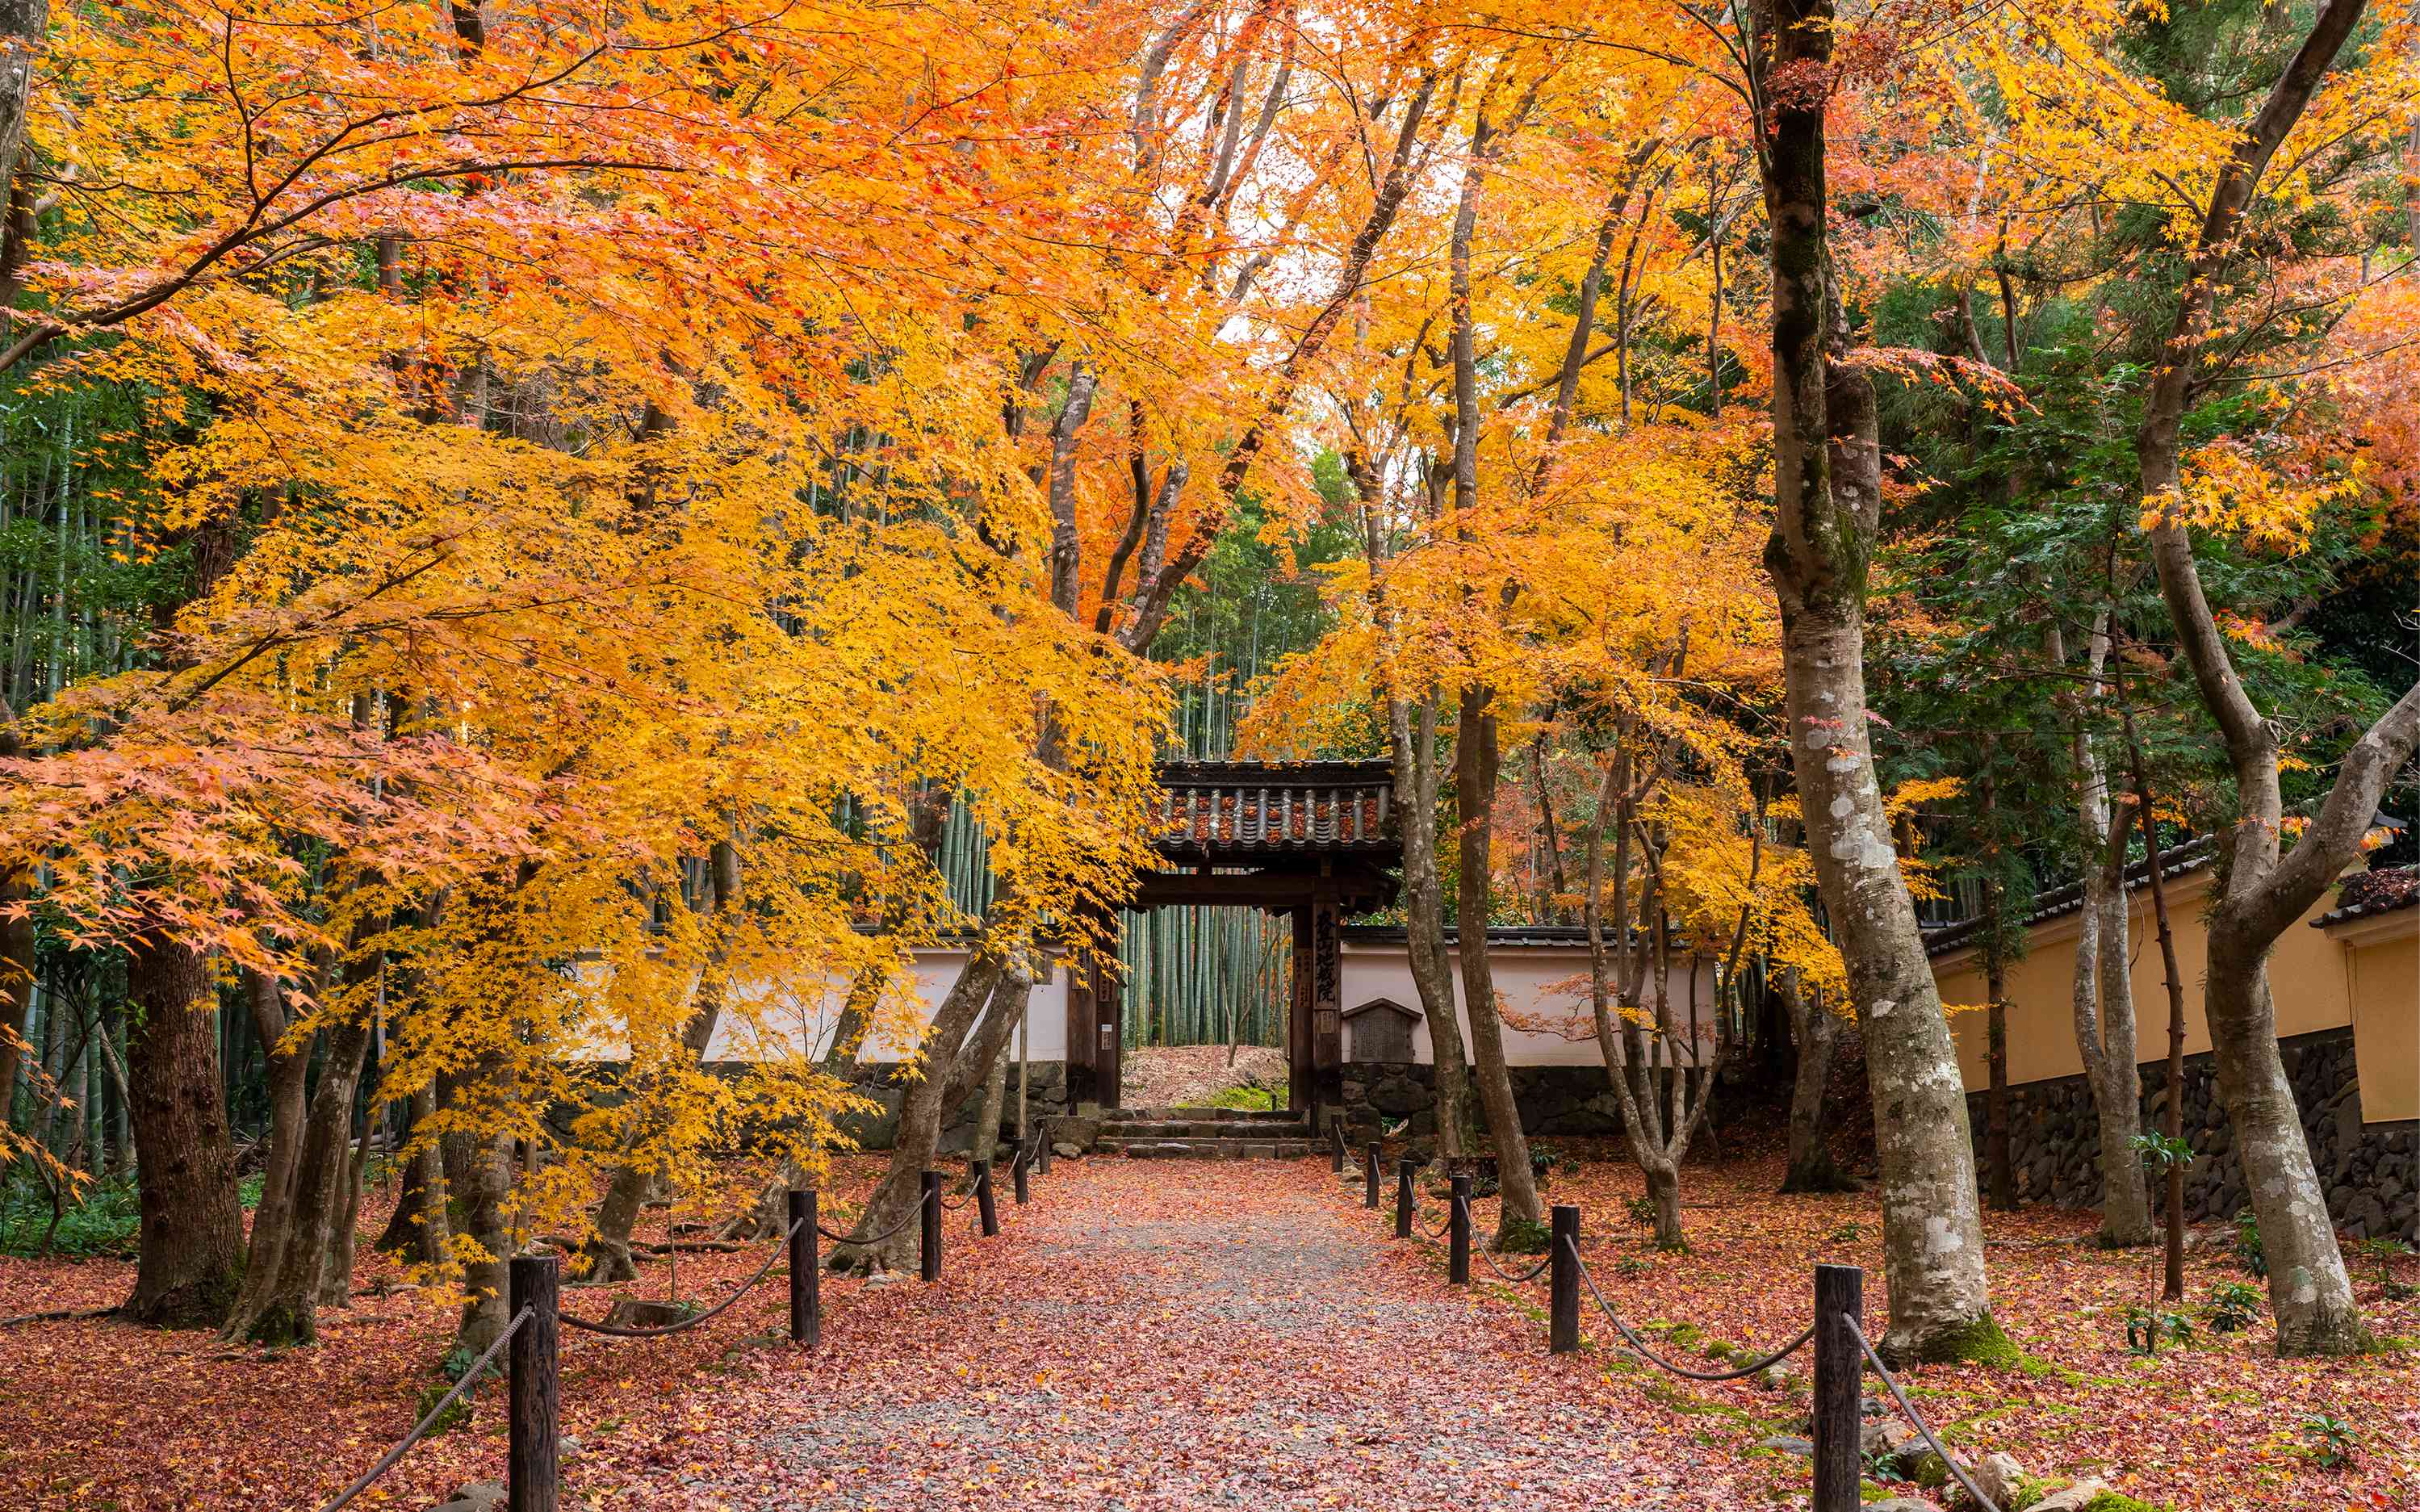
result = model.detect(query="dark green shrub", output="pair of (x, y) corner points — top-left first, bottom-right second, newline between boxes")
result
(2232, 1210), (2266, 1278)
(2299, 1412), (2358, 1471)
(0, 1174), (141, 1259)
(2205, 1280), (2263, 1334)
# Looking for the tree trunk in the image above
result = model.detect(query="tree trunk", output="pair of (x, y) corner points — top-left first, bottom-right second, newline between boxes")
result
(973, 995), (1019, 1165)
(1753, 0), (2002, 1364)
(1389, 692), (1469, 1158)
(2064, 618), (2155, 1247)
(831, 949), (1009, 1272)
(1780, 973), (1854, 1194)
(2210, 937), (2370, 1352)
(2126, 0), (2399, 1354)
(584, 840), (740, 1284)
(450, 1108), (517, 1355)
(122, 937), (246, 1329)
(223, 1012), (372, 1344)
(0, 858), (32, 1125)
(377, 1081), (452, 1263)
(1643, 1159), (1684, 1250)
(2086, 855), (2155, 1247)
(1454, 688), (1540, 1238)
(220, 971), (317, 1338)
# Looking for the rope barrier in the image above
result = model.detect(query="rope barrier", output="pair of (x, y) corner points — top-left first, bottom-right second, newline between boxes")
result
(940, 1191), (973, 1211)
(319, 1306), (533, 1512)
(1472, 1241), (1553, 1284)
(817, 1205), (920, 1246)
(1846, 1317), (2003, 1512)
(560, 1215), (806, 1338)
(1567, 1235), (1815, 1383)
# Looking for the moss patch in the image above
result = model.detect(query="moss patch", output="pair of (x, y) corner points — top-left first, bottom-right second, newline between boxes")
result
(1903, 1311), (2024, 1368)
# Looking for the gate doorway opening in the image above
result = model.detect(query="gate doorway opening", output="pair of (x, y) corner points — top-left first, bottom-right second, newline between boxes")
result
(1063, 760), (1402, 1116)
(1116, 906), (1291, 1105)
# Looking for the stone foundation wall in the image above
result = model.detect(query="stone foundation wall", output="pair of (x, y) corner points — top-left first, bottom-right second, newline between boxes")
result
(1966, 1028), (2416, 1243)
(835, 1059), (1073, 1154)
(1337, 1062), (1628, 1139)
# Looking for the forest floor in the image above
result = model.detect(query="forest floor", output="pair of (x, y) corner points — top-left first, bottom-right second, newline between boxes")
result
(1119, 1045), (1289, 1109)
(1, 1147), (2415, 1510)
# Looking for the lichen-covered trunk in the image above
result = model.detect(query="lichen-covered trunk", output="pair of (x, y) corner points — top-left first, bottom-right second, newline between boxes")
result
(2067, 655), (2155, 1248)
(122, 936), (246, 1329)
(972, 1002), (1018, 1165)
(1755, 0), (1999, 1363)
(1454, 688), (1539, 1237)
(2207, 926), (2365, 1353)
(2083, 878), (2155, 1247)
(1778, 601), (1999, 1362)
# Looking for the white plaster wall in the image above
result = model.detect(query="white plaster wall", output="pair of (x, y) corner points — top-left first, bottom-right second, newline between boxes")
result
(675, 950), (1070, 1064)
(656, 942), (1699, 1070)
(1338, 943), (1715, 1067)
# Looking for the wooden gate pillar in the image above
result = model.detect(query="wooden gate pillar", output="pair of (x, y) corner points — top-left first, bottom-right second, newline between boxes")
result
(1094, 953), (1123, 1108)
(1064, 919), (1123, 1111)
(1310, 890), (1342, 1116)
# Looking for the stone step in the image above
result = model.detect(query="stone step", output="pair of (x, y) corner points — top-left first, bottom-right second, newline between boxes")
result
(1101, 1105), (1301, 1124)
(1096, 1137), (1318, 1160)
(1097, 1118), (1313, 1140)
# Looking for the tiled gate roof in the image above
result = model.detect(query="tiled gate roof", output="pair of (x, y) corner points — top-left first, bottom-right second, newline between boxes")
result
(1153, 760), (1397, 860)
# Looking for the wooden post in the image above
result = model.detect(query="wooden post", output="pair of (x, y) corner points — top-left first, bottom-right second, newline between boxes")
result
(1548, 1204), (1580, 1355)
(1449, 1175), (1472, 1286)
(919, 1170), (942, 1283)
(789, 1188), (819, 1349)
(1364, 1142), (1380, 1208)
(1395, 1158), (1417, 1240)
(1038, 1123), (1052, 1175)
(1013, 1148), (1030, 1206)
(508, 1253), (559, 1512)
(974, 1159), (999, 1237)
(1812, 1263), (1864, 1512)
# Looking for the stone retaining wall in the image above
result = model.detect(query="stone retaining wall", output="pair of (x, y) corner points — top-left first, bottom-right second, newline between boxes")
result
(1336, 1061), (1628, 1139)
(1966, 1028), (2416, 1243)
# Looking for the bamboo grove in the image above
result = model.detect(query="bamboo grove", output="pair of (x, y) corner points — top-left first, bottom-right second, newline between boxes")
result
(0, 0), (2414, 1374)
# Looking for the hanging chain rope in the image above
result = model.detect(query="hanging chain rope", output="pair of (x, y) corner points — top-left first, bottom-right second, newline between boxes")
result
(940, 1190), (973, 1211)
(318, 1306), (533, 1512)
(561, 1214), (806, 1338)
(1848, 1317), (2003, 1512)
(1567, 1235), (1815, 1382)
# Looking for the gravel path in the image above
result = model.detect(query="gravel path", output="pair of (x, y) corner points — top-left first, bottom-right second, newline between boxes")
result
(597, 1158), (1751, 1510)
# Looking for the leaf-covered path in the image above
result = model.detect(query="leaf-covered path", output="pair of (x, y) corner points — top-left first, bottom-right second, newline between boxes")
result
(594, 1158), (1746, 1510)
